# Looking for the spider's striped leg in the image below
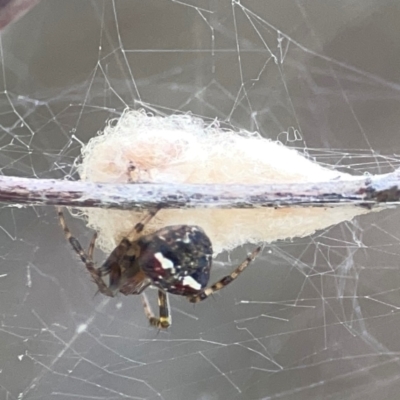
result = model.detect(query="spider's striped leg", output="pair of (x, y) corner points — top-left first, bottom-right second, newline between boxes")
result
(87, 232), (97, 259)
(141, 290), (171, 329)
(57, 207), (114, 297)
(188, 246), (262, 303)
(127, 205), (162, 240)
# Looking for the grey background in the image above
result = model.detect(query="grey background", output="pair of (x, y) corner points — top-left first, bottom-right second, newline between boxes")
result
(1, 1), (400, 399)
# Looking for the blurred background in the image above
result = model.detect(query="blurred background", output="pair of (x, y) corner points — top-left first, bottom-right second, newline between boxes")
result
(1, 1), (400, 399)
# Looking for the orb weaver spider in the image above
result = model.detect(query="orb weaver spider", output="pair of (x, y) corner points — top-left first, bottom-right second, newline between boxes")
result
(58, 207), (261, 329)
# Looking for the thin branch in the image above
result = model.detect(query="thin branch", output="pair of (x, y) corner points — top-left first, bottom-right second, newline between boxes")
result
(0, 170), (400, 210)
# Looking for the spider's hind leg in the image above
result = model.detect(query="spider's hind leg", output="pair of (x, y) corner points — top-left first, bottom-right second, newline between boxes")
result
(188, 246), (262, 303)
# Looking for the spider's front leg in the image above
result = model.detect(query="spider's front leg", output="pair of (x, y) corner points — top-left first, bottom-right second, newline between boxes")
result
(57, 207), (114, 297)
(188, 246), (262, 303)
(141, 289), (171, 329)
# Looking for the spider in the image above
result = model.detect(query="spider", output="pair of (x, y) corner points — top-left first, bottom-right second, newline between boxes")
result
(57, 206), (261, 329)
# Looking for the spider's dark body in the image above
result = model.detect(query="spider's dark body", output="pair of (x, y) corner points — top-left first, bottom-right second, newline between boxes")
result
(137, 225), (212, 296)
(58, 207), (260, 329)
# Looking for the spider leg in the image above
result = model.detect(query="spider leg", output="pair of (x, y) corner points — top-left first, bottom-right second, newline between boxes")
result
(57, 207), (114, 297)
(96, 238), (129, 278)
(135, 280), (152, 295)
(141, 290), (170, 329)
(188, 246), (262, 303)
(87, 232), (97, 259)
(127, 206), (162, 241)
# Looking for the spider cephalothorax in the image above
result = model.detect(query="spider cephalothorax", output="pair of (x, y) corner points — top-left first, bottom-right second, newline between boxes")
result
(58, 207), (261, 329)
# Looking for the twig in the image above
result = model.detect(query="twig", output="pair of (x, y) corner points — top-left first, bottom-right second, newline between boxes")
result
(0, 170), (400, 210)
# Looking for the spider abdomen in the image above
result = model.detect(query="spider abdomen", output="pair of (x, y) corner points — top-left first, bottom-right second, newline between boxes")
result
(137, 225), (213, 296)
